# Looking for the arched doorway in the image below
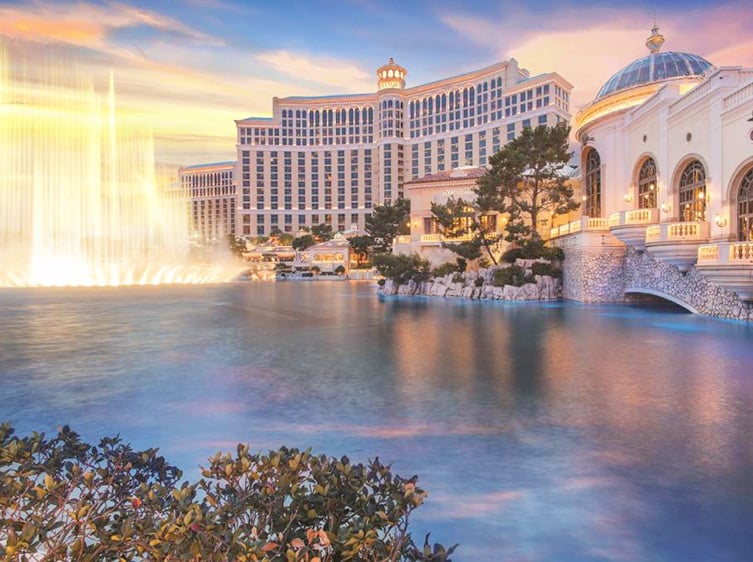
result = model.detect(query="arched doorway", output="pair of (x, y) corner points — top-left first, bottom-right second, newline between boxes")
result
(678, 160), (706, 222)
(638, 157), (657, 209)
(737, 167), (753, 241)
(585, 149), (601, 217)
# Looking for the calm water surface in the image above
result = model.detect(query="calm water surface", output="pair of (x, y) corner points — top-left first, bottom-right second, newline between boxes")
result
(2, 282), (753, 561)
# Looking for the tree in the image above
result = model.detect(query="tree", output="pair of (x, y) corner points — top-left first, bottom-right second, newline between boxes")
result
(373, 253), (430, 286)
(477, 122), (579, 242)
(366, 197), (410, 255)
(278, 232), (295, 246)
(311, 223), (334, 243)
(348, 234), (373, 266)
(430, 197), (503, 266)
(292, 234), (316, 251)
(0, 423), (457, 561)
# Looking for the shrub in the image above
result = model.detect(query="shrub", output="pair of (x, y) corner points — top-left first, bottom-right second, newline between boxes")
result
(474, 276), (484, 287)
(492, 265), (526, 287)
(455, 258), (467, 273)
(334, 265), (346, 275)
(377, 278), (386, 287)
(541, 245), (565, 262)
(0, 423), (457, 561)
(431, 262), (457, 277)
(501, 247), (523, 263)
(531, 262), (563, 278)
(374, 253), (431, 286)
(519, 238), (546, 259)
(451, 273), (465, 284)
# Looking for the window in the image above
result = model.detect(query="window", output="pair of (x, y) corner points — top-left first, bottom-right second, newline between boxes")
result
(638, 158), (657, 209)
(737, 168), (753, 241)
(585, 149), (601, 217)
(678, 160), (706, 222)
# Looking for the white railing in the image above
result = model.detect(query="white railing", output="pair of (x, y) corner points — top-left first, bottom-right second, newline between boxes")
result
(419, 233), (442, 243)
(608, 212), (621, 227)
(697, 242), (753, 264)
(395, 235), (411, 244)
(549, 216), (611, 239)
(697, 245), (720, 263)
(723, 80), (753, 110)
(730, 243), (753, 261)
(646, 221), (710, 244)
(645, 225), (661, 242)
(625, 208), (658, 225)
(667, 222), (705, 240)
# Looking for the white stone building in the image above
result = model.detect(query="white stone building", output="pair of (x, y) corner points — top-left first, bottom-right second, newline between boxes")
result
(550, 25), (753, 317)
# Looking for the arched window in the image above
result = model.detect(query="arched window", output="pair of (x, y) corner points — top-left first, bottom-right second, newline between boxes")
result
(679, 160), (706, 222)
(737, 168), (753, 241)
(638, 158), (657, 209)
(585, 149), (601, 217)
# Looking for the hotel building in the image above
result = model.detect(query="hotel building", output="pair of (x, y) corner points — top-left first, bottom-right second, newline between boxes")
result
(178, 161), (237, 244)
(234, 58), (572, 236)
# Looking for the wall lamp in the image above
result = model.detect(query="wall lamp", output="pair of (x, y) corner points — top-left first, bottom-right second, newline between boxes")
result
(715, 214), (728, 228)
(661, 201), (671, 214)
(624, 192), (633, 203)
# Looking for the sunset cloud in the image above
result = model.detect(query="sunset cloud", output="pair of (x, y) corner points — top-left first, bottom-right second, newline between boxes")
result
(1, 0), (751, 166)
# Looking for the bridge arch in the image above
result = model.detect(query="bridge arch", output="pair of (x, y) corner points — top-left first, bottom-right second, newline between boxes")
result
(624, 288), (699, 313)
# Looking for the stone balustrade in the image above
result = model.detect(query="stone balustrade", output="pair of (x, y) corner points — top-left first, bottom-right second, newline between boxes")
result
(644, 221), (709, 272)
(696, 242), (753, 300)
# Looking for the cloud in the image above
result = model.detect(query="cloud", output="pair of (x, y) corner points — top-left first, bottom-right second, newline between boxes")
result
(255, 50), (373, 92)
(437, 2), (753, 112)
(0, 0), (222, 48)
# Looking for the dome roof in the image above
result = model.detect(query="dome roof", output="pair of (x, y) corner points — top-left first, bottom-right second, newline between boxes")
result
(595, 25), (713, 100)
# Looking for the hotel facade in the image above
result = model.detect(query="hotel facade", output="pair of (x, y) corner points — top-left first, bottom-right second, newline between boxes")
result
(234, 58), (572, 237)
(178, 161), (237, 244)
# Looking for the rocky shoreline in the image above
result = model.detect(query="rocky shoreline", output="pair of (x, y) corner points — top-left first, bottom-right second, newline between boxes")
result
(379, 258), (562, 301)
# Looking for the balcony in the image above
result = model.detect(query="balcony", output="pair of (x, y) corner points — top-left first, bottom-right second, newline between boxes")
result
(644, 221), (710, 272)
(549, 216), (610, 239)
(696, 242), (753, 300)
(608, 208), (659, 251)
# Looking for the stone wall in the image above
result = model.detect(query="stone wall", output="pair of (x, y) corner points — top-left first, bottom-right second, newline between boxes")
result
(623, 247), (753, 321)
(561, 245), (627, 303)
(379, 260), (561, 302)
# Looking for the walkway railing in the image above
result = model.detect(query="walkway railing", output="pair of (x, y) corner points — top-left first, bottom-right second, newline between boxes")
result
(549, 216), (611, 239)
(698, 242), (753, 264)
(646, 221), (709, 243)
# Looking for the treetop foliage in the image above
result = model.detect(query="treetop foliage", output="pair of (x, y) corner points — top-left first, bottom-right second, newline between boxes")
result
(0, 423), (456, 561)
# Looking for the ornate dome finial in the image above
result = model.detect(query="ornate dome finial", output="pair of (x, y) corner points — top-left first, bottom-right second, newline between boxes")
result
(646, 23), (665, 54)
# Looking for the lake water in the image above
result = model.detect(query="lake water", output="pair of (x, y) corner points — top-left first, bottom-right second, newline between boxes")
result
(2, 282), (753, 561)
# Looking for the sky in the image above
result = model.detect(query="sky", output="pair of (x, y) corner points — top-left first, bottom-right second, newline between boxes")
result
(2, 0), (752, 168)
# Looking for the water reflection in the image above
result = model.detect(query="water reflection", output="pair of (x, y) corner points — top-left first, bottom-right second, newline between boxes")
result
(2, 284), (753, 561)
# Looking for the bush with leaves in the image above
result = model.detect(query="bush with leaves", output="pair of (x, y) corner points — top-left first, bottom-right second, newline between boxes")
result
(500, 247), (523, 264)
(491, 265), (527, 288)
(373, 254), (431, 287)
(0, 423), (457, 562)
(531, 262), (562, 279)
(430, 262), (457, 278)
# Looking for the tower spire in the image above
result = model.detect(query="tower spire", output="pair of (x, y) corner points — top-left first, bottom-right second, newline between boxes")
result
(646, 22), (665, 54)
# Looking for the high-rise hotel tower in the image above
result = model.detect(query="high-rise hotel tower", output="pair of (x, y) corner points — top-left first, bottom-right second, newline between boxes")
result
(235, 58), (572, 236)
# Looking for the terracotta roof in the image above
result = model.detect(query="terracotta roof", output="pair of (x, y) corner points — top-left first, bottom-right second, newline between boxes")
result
(405, 166), (487, 186)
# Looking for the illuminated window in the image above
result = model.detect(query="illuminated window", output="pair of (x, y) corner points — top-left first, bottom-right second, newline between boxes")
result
(737, 168), (753, 241)
(638, 158), (657, 209)
(678, 160), (706, 222)
(585, 149), (602, 217)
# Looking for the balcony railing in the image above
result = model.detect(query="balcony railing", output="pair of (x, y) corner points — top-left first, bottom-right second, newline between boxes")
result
(646, 221), (709, 244)
(698, 242), (753, 264)
(395, 235), (411, 244)
(549, 216), (610, 239)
